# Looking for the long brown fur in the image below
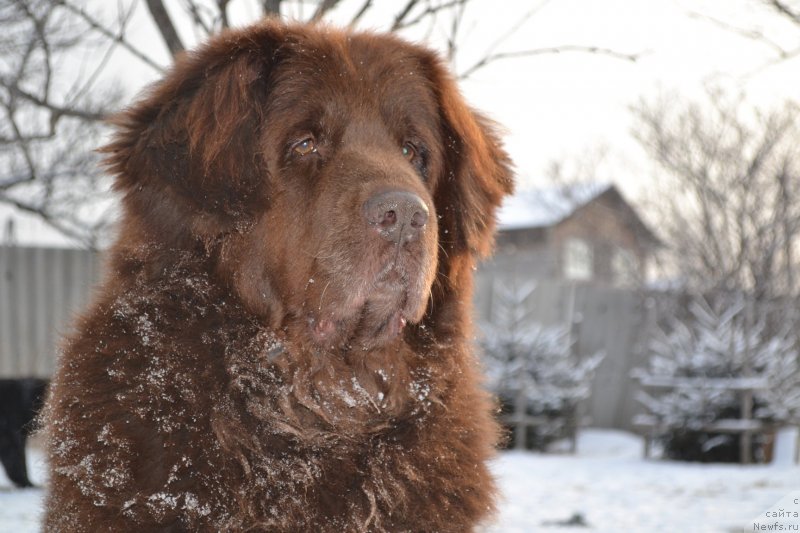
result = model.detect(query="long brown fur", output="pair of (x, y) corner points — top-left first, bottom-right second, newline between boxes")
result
(42, 20), (513, 532)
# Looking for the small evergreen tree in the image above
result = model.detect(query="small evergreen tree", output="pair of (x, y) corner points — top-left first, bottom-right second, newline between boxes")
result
(635, 296), (800, 462)
(757, 325), (800, 424)
(480, 281), (603, 450)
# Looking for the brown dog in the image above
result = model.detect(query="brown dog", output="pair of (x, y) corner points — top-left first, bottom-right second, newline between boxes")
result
(42, 20), (513, 532)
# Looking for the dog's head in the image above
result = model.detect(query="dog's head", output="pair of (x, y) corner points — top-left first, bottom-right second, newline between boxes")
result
(105, 21), (513, 350)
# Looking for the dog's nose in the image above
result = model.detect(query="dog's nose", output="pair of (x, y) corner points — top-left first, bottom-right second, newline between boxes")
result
(363, 190), (429, 243)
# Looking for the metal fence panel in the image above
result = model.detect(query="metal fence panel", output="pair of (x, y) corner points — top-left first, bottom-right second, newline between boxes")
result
(0, 246), (101, 378)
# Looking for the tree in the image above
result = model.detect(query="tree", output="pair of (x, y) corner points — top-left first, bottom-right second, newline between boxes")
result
(634, 295), (800, 461)
(479, 280), (603, 450)
(631, 87), (800, 301)
(0, 1), (119, 247)
(1, 0), (638, 248)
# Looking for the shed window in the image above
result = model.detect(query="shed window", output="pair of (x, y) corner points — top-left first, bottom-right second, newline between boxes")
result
(613, 247), (638, 285)
(564, 239), (592, 280)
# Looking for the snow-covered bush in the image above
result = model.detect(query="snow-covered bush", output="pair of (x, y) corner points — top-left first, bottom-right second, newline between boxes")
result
(635, 296), (800, 462)
(757, 333), (800, 424)
(479, 281), (603, 450)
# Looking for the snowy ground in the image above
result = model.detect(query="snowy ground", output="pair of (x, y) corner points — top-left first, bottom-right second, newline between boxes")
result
(3, 429), (798, 532)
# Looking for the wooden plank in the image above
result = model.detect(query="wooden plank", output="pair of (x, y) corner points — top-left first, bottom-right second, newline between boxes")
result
(32, 246), (48, 376)
(41, 248), (59, 376)
(501, 414), (550, 426)
(0, 247), (11, 376)
(10, 246), (26, 376)
(632, 414), (769, 433)
(636, 375), (769, 391)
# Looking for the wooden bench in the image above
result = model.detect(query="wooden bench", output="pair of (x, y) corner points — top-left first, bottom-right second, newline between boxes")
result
(632, 375), (773, 464)
(498, 388), (583, 452)
(501, 410), (580, 453)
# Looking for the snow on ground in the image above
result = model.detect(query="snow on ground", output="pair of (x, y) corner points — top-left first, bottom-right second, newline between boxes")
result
(0, 447), (47, 531)
(486, 428), (799, 533)
(2, 429), (797, 532)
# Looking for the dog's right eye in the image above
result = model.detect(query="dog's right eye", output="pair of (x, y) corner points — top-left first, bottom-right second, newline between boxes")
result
(402, 142), (416, 161)
(292, 136), (317, 156)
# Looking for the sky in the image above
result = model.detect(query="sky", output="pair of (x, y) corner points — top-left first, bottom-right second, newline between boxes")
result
(3, 0), (800, 246)
(433, 0), (800, 193)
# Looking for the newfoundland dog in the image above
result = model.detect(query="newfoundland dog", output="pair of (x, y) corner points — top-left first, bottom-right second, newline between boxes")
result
(43, 20), (513, 532)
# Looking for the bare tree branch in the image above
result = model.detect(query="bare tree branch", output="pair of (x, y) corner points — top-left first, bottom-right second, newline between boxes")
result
(687, 10), (789, 57)
(480, 1), (550, 58)
(691, 2), (800, 70)
(459, 45), (639, 79)
(3, 108), (38, 191)
(263, 0), (282, 15)
(0, 80), (106, 122)
(218, 0), (231, 28)
(67, 2), (138, 107)
(632, 89), (800, 299)
(764, 0), (800, 24)
(391, 0), (421, 31)
(0, 193), (97, 248)
(182, 0), (215, 36)
(453, 0), (551, 76)
(392, 0), (460, 30)
(146, 0), (185, 57)
(444, 0), (468, 62)
(311, 0), (342, 22)
(349, 0), (373, 27)
(60, 0), (164, 72)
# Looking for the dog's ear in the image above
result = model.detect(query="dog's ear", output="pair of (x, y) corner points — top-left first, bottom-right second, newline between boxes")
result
(103, 23), (287, 237)
(422, 56), (514, 259)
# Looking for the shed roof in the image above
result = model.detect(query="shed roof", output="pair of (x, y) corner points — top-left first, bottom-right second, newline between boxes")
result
(497, 182), (612, 230)
(497, 182), (662, 248)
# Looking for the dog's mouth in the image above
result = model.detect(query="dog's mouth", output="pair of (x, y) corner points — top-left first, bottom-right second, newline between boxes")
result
(306, 259), (426, 350)
(309, 306), (408, 349)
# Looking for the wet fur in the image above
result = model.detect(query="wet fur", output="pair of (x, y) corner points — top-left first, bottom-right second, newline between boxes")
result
(42, 20), (513, 532)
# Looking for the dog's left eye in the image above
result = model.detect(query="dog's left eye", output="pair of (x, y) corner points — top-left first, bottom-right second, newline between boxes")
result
(292, 136), (317, 156)
(402, 142), (416, 161)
